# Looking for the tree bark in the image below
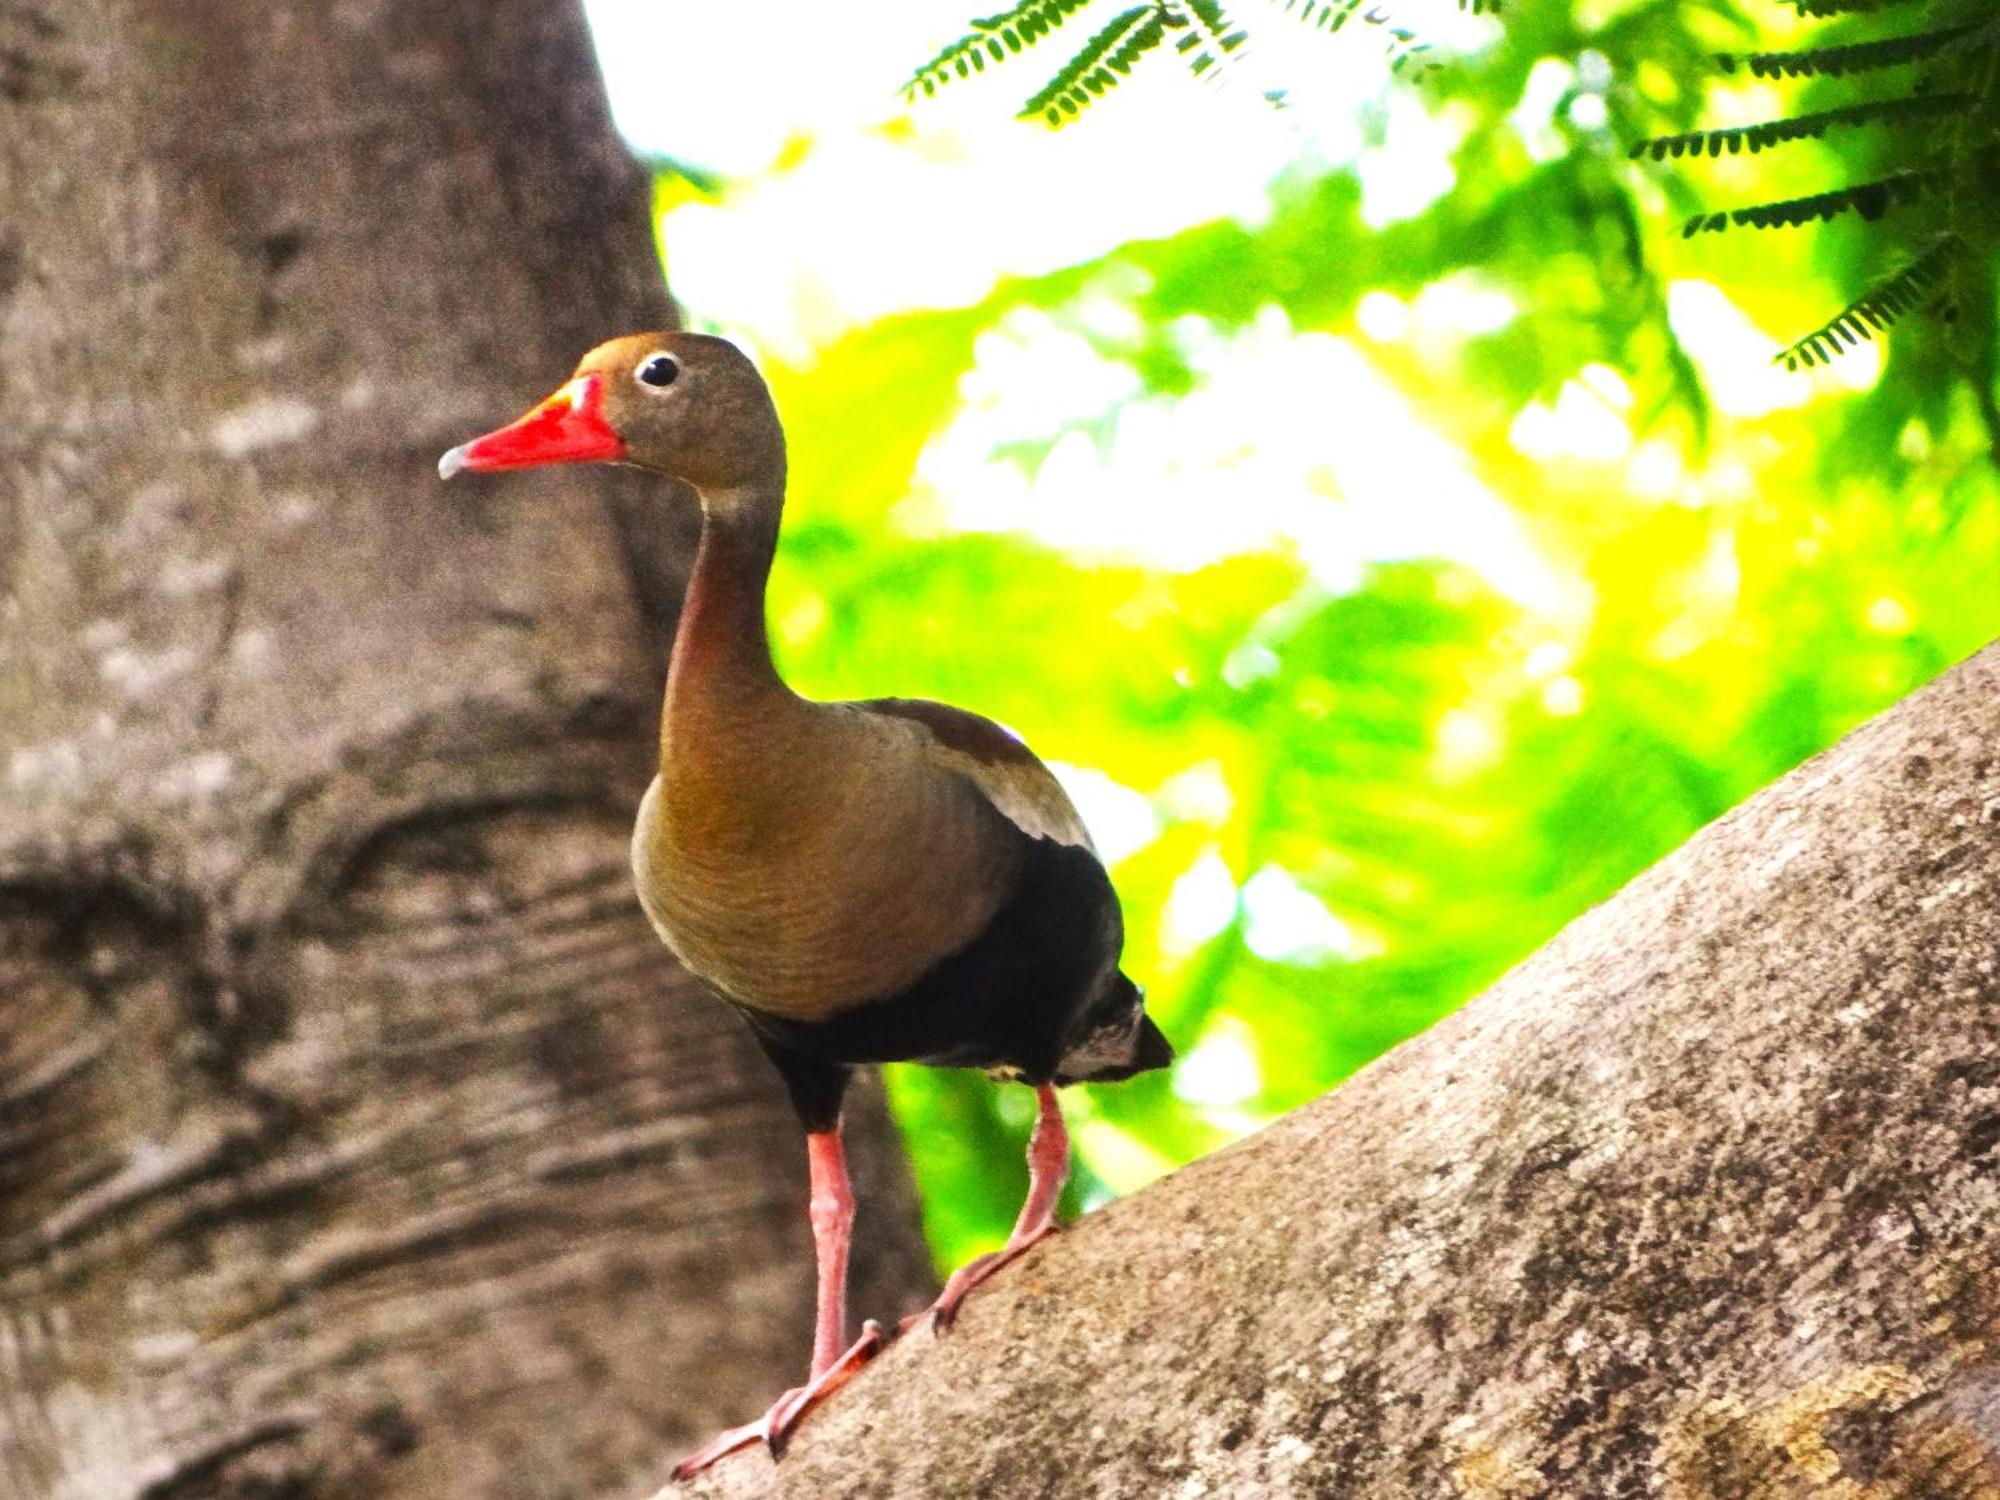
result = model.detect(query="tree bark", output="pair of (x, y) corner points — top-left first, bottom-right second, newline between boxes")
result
(680, 640), (2000, 1500)
(0, 5), (931, 1499)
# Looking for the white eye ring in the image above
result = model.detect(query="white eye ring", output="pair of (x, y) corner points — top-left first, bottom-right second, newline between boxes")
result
(635, 353), (679, 389)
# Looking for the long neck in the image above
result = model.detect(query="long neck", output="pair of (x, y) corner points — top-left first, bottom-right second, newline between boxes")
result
(662, 481), (791, 763)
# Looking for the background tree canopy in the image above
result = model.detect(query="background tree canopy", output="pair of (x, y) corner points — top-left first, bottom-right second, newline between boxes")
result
(585, 0), (1997, 1267)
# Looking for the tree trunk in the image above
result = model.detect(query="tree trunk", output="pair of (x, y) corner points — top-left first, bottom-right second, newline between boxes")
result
(0, 5), (931, 1499)
(680, 640), (2000, 1500)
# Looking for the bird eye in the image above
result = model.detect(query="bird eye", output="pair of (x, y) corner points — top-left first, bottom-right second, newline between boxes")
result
(635, 354), (679, 389)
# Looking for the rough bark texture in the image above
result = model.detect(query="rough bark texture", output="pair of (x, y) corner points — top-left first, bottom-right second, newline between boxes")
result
(0, 6), (931, 1499)
(682, 640), (2000, 1500)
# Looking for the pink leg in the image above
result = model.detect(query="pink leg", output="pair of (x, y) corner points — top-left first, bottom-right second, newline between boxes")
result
(913, 1083), (1069, 1334)
(804, 1128), (856, 1376)
(671, 1125), (884, 1481)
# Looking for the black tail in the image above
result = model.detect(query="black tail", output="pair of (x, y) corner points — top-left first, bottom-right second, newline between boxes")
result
(1132, 1013), (1174, 1071)
(1055, 974), (1174, 1085)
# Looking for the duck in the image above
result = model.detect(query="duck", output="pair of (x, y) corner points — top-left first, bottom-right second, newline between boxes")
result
(439, 332), (1172, 1481)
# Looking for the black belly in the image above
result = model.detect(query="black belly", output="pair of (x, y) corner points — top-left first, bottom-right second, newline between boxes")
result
(738, 835), (1123, 1130)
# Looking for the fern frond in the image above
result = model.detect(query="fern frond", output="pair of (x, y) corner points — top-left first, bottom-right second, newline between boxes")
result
(1949, 16), (2000, 58)
(1178, 0), (1250, 80)
(1717, 25), (1980, 80)
(1371, 7), (1438, 75)
(1775, 235), (1960, 369)
(1681, 169), (1937, 235)
(1631, 92), (1973, 161)
(1782, 0), (1924, 14)
(1269, 0), (1438, 73)
(1020, 4), (1169, 123)
(1272, 0), (1366, 32)
(905, 0), (1095, 99)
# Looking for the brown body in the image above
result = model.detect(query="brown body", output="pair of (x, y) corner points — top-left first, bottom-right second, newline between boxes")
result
(634, 699), (1029, 1018)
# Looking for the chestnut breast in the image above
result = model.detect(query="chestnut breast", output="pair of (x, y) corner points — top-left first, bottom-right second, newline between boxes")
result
(631, 705), (1028, 1019)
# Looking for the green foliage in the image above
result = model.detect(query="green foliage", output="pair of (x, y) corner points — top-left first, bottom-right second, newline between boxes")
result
(1631, 92), (1973, 159)
(1019, 5), (1170, 123)
(1266, 0), (1453, 75)
(1775, 232), (1959, 367)
(1716, 22), (1982, 77)
(911, 0), (1998, 387)
(905, 0), (1097, 100)
(1273, 0), (1485, 36)
(905, 0), (1244, 125)
(1180, 0), (1251, 80)
(1636, 1), (1996, 372)
(1681, 167), (1941, 233)
(1784, 0), (1926, 14)
(909, 0), (1467, 127)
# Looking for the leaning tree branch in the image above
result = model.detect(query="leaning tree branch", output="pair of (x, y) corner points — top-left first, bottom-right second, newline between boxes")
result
(673, 639), (2000, 1499)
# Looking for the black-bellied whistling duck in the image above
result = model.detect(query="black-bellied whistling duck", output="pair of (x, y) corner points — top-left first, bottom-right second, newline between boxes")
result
(439, 333), (1172, 1480)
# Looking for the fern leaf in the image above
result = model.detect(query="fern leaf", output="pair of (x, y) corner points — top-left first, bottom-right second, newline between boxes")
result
(1716, 25), (1980, 80)
(1270, 0), (1440, 74)
(1631, 92), (1973, 161)
(1019, 4), (1167, 122)
(905, 0), (1095, 100)
(1782, 0), (1923, 14)
(1179, 0), (1251, 81)
(1775, 236), (1960, 369)
(1681, 169), (1937, 236)
(1272, 0), (1367, 33)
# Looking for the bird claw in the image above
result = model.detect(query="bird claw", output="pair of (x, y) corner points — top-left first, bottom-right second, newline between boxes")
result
(900, 1222), (1061, 1337)
(669, 1320), (885, 1482)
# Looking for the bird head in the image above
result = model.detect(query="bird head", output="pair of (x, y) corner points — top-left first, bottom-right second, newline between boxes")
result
(438, 332), (784, 494)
